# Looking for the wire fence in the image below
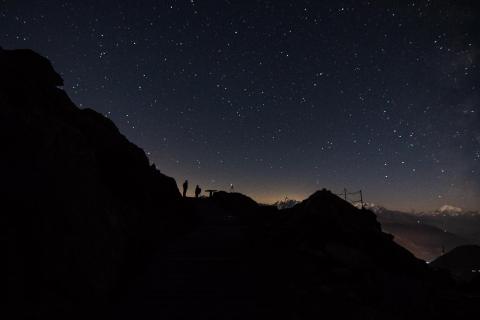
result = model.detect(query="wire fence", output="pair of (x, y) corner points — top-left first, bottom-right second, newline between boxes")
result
(335, 188), (365, 208)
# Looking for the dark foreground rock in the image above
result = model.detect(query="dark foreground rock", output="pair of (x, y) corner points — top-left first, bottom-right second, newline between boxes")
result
(430, 245), (480, 299)
(431, 245), (480, 282)
(1, 48), (185, 317)
(258, 190), (439, 319)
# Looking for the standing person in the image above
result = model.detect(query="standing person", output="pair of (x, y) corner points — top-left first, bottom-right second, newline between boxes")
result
(195, 185), (202, 198)
(230, 183), (234, 193)
(182, 180), (188, 197)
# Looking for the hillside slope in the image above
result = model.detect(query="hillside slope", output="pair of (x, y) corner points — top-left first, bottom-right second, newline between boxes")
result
(1, 48), (184, 316)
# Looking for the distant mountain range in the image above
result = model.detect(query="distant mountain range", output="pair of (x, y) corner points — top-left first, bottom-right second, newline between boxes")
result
(353, 204), (480, 262)
(360, 202), (479, 216)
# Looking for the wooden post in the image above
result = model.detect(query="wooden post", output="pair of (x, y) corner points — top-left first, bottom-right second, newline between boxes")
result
(343, 188), (347, 201)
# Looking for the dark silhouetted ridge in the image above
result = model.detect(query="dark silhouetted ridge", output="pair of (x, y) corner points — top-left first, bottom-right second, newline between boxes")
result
(0, 48), (63, 87)
(431, 245), (480, 282)
(2, 47), (183, 317)
(281, 190), (426, 272)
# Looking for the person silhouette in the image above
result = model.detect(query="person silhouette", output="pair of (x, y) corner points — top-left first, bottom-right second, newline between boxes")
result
(195, 185), (202, 198)
(182, 180), (188, 197)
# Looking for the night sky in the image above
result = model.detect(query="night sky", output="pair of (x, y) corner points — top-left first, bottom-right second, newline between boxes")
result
(1, 0), (479, 211)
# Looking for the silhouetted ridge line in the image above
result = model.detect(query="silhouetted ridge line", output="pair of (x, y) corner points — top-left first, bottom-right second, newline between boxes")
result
(431, 245), (480, 282)
(2, 47), (184, 317)
(0, 48), (63, 87)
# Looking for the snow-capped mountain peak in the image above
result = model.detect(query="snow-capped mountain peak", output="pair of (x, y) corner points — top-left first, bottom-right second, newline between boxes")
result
(438, 205), (463, 214)
(353, 202), (385, 213)
(274, 198), (300, 210)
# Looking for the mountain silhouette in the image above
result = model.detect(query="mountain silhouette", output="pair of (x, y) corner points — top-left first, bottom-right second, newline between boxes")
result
(431, 245), (480, 282)
(2, 48), (185, 317)
(2, 48), (479, 319)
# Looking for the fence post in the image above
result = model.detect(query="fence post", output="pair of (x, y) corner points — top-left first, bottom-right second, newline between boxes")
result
(360, 190), (364, 208)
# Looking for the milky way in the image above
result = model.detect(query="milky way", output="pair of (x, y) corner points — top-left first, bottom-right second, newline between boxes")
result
(1, 0), (479, 210)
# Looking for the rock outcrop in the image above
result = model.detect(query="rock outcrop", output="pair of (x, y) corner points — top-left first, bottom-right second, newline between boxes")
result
(431, 245), (480, 282)
(260, 189), (448, 319)
(1, 48), (182, 316)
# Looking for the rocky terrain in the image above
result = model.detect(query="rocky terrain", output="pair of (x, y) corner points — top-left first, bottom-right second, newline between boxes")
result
(431, 245), (480, 282)
(2, 48), (187, 317)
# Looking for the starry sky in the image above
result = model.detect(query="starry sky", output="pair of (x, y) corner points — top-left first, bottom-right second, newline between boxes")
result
(1, 0), (479, 211)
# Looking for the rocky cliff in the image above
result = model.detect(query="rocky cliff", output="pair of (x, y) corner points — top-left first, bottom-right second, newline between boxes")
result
(1, 48), (182, 316)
